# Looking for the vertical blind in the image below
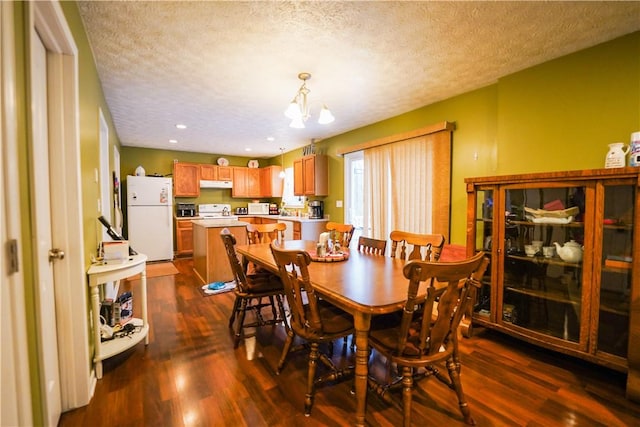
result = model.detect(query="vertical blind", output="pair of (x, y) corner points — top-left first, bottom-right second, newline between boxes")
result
(362, 126), (452, 242)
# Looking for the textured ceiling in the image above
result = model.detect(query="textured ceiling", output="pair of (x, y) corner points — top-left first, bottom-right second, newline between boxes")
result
(77, 1), (640, 158)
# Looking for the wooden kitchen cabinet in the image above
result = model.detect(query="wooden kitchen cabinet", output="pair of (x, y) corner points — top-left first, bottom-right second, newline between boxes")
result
(218, 166), (232, 180)
(200, 165), (232, 181)
(465, 167), (640, 401)
(175, 219), (194, 256)
(174, 162), (200, 197)
(293, 154), (328, 196)
(260, 166), (283, 198)
(232, 167), (261, 198)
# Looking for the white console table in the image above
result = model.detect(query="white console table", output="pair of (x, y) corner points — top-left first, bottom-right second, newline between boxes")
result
(87, 254), (149, 379)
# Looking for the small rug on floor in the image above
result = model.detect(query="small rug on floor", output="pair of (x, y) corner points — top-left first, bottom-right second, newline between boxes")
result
(130, 262), (179, 280)
(200, 281), (236, 296)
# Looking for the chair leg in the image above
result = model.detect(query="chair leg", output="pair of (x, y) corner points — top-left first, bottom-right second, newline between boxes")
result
(268, 295), (278, 320)
(446, 358), (475, 425)
(234, 298), (248, 349)
(228, 295), (241, 328)
(304, 342), (320, 416)
(277, 328), (295, 374)
(401, 366), (414, 427)
(276, 295), (289, 331)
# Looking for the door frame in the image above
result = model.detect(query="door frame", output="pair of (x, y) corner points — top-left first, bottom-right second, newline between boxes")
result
(29, 0), (91, 411)
(1, 2), (33, 425)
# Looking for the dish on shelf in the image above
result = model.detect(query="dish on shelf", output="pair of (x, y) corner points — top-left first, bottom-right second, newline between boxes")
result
(524, 206), (579, 219)
(248, 159), (259, 168)
(526, 216), (574, 224)
(217, 157), (229, 166)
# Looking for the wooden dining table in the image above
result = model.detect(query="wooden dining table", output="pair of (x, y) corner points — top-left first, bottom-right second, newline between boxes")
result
(235, 240), (413, 426)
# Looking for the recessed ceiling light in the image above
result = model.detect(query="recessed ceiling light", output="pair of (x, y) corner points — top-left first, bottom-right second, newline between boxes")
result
(266, 136), (275, 142)
(245, 148), (252, 152)
(175, 124), (187, 129)
(169, 139), (178, 144)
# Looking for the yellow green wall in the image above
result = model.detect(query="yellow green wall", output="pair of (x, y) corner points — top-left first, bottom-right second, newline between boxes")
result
(123, 32), (638, 246)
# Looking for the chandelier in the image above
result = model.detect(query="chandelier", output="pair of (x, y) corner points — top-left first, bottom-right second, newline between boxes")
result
(284, 72), (334, 129)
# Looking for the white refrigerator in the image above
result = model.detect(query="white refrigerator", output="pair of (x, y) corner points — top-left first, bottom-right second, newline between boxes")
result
(126, 175), (174, 261)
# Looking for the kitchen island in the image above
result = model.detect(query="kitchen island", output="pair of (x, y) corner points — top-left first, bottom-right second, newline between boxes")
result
(238, 215), (329, 242)
(192, 219), (249, 285)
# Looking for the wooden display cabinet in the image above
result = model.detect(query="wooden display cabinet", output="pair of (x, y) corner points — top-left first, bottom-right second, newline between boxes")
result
(174, 162), (200, 197)
(293, 154), (328, 196)
(465, 167), (640, 401)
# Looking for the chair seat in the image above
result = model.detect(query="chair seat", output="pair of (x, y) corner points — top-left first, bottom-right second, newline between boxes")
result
(243, 272), (283, 293)
(302, 300), (354, 337)
(370, 319), (432, 358)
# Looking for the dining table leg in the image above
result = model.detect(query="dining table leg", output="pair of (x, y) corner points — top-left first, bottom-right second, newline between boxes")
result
(353, 312), (371, 426)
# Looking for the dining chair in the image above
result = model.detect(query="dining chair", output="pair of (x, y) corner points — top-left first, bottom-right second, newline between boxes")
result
(389, 230), (445, 261)
(245, 222), (287, 273)
(246, 222), (286, 244)
(325, 222), (355, 249)
(367, 251), (489, 426)
(270, 242), (355, 416)
(220, 228), (288, 349)
(357, 236), (387, 255)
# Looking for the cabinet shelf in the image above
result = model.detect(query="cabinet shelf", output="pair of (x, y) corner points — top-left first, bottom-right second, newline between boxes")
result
(99, 318), (149, 360)
(504, 285), (579, 307)
(506, 253), (582, 268)
(506, 219), (584, 228)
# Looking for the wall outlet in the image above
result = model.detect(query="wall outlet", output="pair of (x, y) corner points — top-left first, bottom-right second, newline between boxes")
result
(336, 200), (343, 208)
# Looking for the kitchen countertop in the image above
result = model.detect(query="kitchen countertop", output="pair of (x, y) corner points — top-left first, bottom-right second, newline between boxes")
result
(191, 219), (250, 227)
(240, 214), (329, 223)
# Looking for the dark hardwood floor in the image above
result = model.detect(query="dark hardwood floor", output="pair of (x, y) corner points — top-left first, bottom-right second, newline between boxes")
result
(59, 258), (640, 426)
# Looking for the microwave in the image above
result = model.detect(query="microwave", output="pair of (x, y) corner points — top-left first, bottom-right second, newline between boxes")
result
(247, 202), (269, 215)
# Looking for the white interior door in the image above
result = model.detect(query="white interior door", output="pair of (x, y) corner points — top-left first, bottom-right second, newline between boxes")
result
(30, 26), (62, 427)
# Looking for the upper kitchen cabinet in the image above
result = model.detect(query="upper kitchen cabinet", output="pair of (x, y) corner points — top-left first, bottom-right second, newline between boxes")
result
(200, 164), (232, 181)
(232, 167), (261, 198)
(260, 166), (284, 198)
(293, 154), (328, 196)
(174, 162), (200, 197)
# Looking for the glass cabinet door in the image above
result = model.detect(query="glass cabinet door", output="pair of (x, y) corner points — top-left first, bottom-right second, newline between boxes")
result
(500, 185), (586, 343)
(597, 183), (634, 358)
(472, 189), (493, 320)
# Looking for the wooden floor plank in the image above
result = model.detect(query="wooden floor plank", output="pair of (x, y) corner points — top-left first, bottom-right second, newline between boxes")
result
(59, 258), (640, 426)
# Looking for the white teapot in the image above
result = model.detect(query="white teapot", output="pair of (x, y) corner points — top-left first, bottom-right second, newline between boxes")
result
(553, 240), (583, 263)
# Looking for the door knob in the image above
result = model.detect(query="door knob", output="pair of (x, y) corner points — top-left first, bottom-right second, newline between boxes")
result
(48, 248), (65, 262)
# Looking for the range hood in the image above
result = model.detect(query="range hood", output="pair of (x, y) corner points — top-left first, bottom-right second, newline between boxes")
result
(200, 180), (233, 189)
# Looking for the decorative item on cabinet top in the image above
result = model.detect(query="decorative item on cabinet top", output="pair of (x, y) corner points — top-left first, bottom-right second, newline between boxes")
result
(217, 157), (229, 166)
(247, 159), (259, 168)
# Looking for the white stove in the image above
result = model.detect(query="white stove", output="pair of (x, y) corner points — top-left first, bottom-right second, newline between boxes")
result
(198, 203), (238, 219)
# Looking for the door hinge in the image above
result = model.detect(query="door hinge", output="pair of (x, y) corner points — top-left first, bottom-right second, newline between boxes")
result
(7, 239), (19, 274)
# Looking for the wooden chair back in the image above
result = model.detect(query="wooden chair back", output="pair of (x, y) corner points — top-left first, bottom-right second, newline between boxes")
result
(357, 236), (387, 255)
(246, 222), (286, 244)
(220, 228), (250, 292)
(389, 230), (445, 261)
(394, 252), (488, 358)
(270, 243), (324, 335)
(325, 222), (355, 248)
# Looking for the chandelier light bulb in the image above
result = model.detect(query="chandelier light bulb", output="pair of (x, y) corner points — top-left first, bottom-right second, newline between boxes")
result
(318, 105), (335, 124)
(284, 98), (301, 119)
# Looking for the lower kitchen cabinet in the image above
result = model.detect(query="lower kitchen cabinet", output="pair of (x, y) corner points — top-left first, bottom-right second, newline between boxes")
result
(465, 167), (640, 401)
(175, 219), (194, 256)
